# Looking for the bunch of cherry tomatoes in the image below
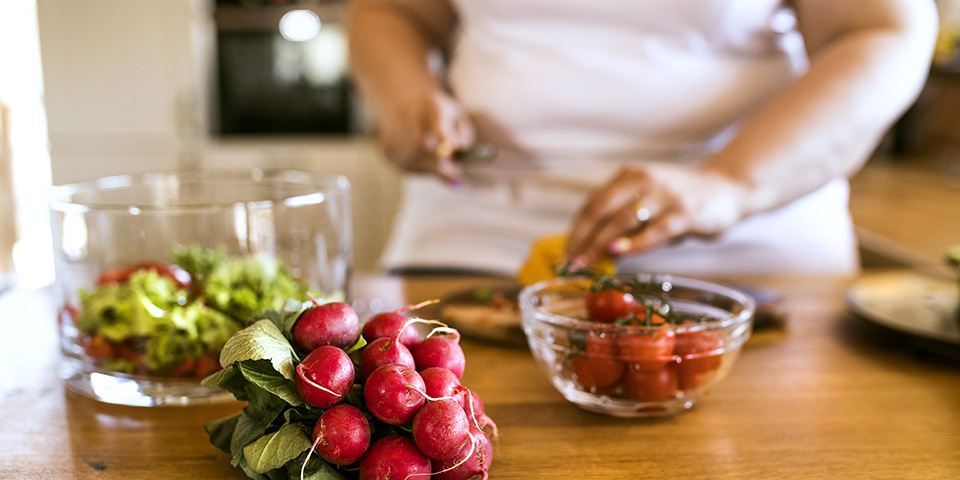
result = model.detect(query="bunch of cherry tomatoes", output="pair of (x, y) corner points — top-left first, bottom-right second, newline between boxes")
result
(570, 275), (724, 403)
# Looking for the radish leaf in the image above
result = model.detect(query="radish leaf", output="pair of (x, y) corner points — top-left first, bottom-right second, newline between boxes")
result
(242, 423), (312, 474)
(220, 320), (298, 380)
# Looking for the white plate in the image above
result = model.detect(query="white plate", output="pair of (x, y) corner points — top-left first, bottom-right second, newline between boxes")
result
(846, 271), (960, 347)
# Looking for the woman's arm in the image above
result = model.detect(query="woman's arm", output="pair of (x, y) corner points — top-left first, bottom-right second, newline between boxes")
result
(566, 0), (938, 267)
(704, 0), (938, 213)
(347, 0), (471, 184)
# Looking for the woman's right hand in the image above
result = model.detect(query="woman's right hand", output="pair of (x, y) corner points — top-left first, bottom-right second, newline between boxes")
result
(378, 89), (476, 186)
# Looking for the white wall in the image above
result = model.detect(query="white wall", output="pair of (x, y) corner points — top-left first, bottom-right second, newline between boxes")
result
(36, 0), (400, 272)
(0, 0), (54, 288)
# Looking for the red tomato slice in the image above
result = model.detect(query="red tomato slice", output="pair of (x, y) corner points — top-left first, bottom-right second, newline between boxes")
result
(95, 266), (137, 286)
(84, 334), (117, 359)
(168, 357), (197, 377)
(586, 289), (636, 323)
(616, 328), (677, 370)
(95, 261), (192, 288)
(623, 364), (678, 403)
(135, 261), (192, 288)
(194, 352), (222, 378)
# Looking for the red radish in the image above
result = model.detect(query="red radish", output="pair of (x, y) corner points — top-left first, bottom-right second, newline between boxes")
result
(458, 387), (485, 421)
(292, 301), (359, 351)
(358, 336), (416, 382)
(413, 333), (466, 379)
(359, 435), (432, 480)
(362, 311), (420, 348)
(311, 404), (371, 466)
(295, 346), (355, 408)
(363, 364), (426, 425)
(432, 425), (493, 480)
(412, 398), (471, 460)
(420, 367), (464, 408)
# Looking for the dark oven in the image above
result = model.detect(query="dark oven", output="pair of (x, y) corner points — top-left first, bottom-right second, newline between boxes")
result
(213, 0), (356, 135)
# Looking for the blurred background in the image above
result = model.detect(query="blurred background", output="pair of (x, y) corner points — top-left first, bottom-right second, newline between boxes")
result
(1, 0), (959, 290)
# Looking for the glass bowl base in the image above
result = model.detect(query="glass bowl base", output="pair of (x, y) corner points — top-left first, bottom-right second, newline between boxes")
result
(61, 357), (234, 407)
(557, 382), (698, 418)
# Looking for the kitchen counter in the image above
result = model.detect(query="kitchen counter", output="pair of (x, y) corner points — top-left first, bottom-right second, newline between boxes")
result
(2, 272), (959, 479)
(850, 155), (960, 273)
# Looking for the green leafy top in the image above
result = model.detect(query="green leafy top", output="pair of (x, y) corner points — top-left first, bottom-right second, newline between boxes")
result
(219, 319), (299, 381)
(202, 300), (384, 480)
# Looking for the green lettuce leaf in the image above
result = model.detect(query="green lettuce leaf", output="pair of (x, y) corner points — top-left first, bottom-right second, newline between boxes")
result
(76, 270), (184, 341)
(204, 255), (310, 322)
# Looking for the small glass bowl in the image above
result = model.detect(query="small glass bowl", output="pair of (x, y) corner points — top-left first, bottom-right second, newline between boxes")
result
(49, 169), (352, 406)
(519, 274), (755, 417)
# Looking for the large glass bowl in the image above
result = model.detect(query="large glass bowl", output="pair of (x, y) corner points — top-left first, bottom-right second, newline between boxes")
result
(49, 169), (352, 406)
(519, 274), (755, 417)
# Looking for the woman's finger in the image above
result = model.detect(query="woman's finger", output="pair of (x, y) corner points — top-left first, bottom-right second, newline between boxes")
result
(566, 168), (652, 262)
(572, 193), (669, 267)
(607, 208), (686, 257)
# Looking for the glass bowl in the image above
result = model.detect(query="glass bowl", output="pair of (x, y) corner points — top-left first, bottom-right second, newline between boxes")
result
(49, 169), (352, 406)
(519, 274), (755, 417)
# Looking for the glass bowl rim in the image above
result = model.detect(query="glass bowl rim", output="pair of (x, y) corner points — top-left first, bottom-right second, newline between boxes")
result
(48, 168), (351, 214)
(518, 274), (757, 333)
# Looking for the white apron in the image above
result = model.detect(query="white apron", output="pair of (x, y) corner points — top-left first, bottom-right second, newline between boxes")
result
(379, 0), (859, 276)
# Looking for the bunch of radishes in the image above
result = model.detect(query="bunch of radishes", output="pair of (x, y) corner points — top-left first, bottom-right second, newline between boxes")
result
(288, 300), (496, 480)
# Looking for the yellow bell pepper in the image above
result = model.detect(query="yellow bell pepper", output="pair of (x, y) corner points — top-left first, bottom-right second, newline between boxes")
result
(517, 234), (616, 286)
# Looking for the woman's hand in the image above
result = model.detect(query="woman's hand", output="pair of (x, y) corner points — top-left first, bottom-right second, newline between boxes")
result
(378, 89), (476, 185)
(565, 163), (747, 269)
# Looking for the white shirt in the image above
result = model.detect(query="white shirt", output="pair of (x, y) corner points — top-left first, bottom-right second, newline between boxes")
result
(380, 0), (859, 276)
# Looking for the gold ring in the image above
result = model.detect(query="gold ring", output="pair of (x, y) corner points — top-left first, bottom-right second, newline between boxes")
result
(635, 203), (651, 223)
(436, 141), (454, 158)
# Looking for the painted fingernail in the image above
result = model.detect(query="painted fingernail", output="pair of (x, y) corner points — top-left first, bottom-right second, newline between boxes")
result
(607, 237), (631, 254)
(448, 176), (464, 189)
(569, 256), (588, 271)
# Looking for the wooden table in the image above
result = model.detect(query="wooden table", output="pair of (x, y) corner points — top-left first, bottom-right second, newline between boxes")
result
(2, 272), (959, 479)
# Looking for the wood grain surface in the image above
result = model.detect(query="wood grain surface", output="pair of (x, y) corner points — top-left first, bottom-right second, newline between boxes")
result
(2, 272), (959, 479)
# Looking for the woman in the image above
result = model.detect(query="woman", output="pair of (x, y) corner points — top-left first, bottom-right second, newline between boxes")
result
(347, 0), (937, 276)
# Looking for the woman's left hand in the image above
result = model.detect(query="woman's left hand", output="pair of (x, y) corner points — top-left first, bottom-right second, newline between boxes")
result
(565, 163), (748, 269)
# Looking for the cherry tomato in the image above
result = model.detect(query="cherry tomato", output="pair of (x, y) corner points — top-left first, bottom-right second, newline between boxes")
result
(586, 289), (636, 322)
(674, 329), (722, 390)
(571, 329), (624, 390)
(623, 364), (678, 403)
(616, 328), (676, 371)
(571, 355), (625, 391)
